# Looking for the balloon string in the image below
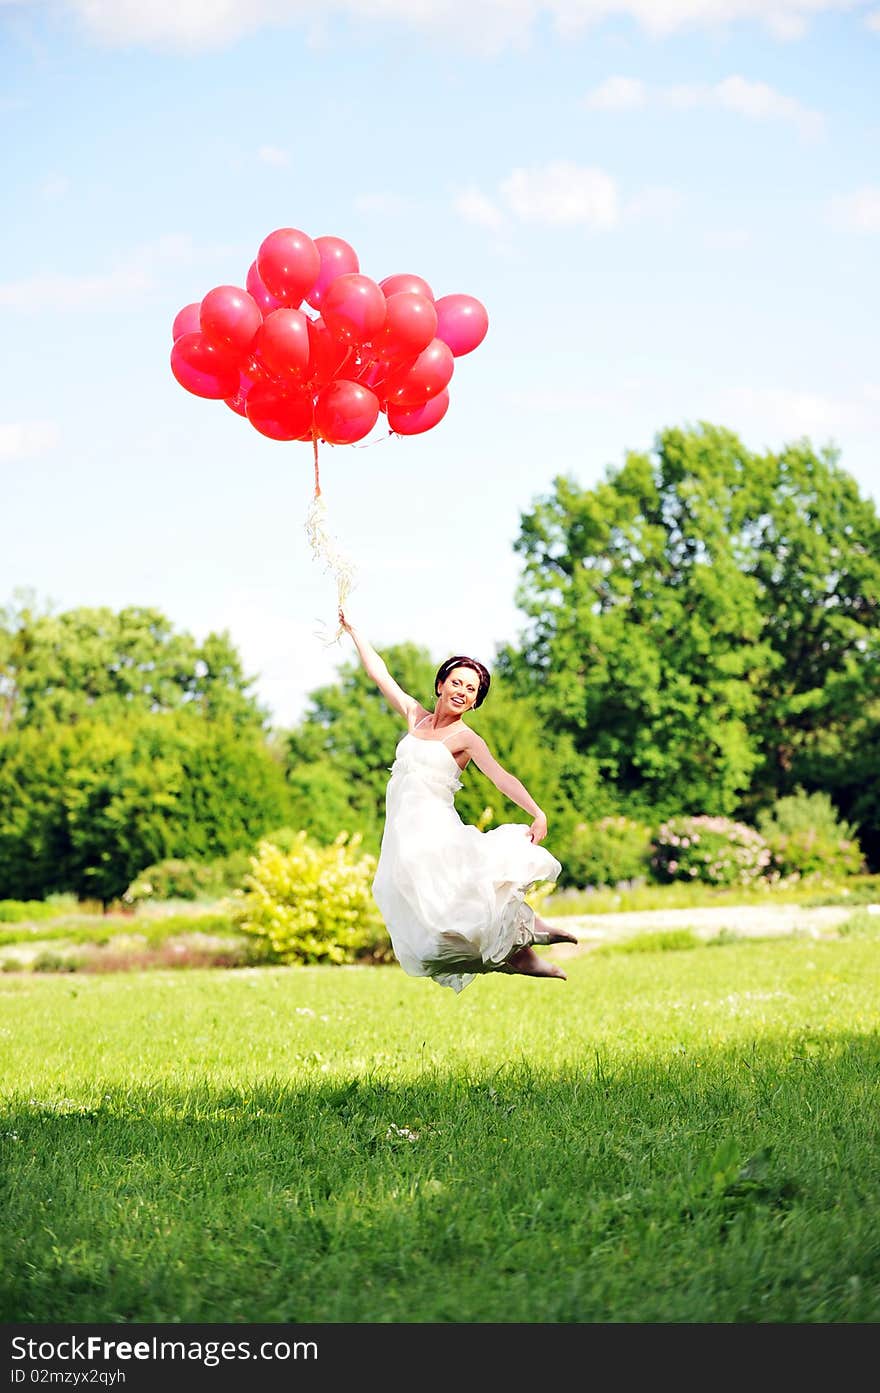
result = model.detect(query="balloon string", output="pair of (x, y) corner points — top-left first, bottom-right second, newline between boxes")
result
(305, 434), (356, 645)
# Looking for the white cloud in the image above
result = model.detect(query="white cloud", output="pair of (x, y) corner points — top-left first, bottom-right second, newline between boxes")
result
(0, 422), (60, 460)
(500, 161), (619, 227)
(867, 8), (880, 29)
(585, 72), (825, 138)
(46, 0), (862, 51)
(257, 144), (290, 166)
(830, 185), (880, 232)
(456, 162), (685, 231)
(583, 75), (647, 110)
(454, 186), (505, 230)
(713, 74), (824, 137)
(0, 235), (209, 312)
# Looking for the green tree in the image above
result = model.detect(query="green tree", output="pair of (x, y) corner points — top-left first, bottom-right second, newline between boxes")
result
(285, 641), (606, 870)
(503, 424), (880, 820)
(0, 711), (292, 901)
(285, 642), (437, 849)
(0, 596), (267, 731)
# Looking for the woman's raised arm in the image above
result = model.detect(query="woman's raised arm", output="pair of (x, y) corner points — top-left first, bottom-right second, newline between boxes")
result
(338, 608), (421, 722)
(459, 729), (549, 845)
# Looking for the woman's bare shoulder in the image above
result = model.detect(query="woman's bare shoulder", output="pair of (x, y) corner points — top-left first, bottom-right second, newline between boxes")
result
(405, 701), (432, 730)
(451, 723), (489, 757)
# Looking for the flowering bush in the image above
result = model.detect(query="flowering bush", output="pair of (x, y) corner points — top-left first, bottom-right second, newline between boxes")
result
(233, 831), (391, 965)
(756, 789), (864, 882)
(651, 816), (771, 887)
(564, 816), (654, 889)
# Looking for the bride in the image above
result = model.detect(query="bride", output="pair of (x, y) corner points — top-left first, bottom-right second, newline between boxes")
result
(338, 609), (577, 993)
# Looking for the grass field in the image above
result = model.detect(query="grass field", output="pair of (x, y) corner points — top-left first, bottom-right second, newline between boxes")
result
(2, 927), (879, 1324)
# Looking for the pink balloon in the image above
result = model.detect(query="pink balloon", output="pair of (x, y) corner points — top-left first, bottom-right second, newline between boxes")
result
(245, 382), (314, 441)
(200, 285), (262, 354)
(383, 338), (454, 409)
(304, 235), (360, 311)
(246, 260), (282, 315)
(322, 274), (387, 347)
(170, 333), (242, 400)
(256, 227), (321, 307)
(172, 302), (201, 341)
(374, 292), (438, 363)
(255, 308), (311, 378)
(314, 380), (380, 445)
(379, 272), (435, 301)
(434, 293), (489, 357)
(387, 390), (450, 436)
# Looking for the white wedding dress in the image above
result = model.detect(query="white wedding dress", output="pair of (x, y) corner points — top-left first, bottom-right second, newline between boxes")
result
(372, 721), (562, 993)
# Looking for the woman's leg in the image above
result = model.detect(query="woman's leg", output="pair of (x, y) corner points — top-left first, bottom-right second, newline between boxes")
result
(531, 914), (579, 945)
(503, 944), (566, 979)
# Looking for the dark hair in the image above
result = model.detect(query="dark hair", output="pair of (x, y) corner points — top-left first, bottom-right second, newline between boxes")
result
(434, 655), (491, 709)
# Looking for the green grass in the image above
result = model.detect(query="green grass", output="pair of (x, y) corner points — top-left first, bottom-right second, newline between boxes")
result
(2, 930), (879, 1324)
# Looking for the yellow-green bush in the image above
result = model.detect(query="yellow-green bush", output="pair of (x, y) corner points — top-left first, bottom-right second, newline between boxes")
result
(564, 816), (655, 889)
(233, 832), (391, 965)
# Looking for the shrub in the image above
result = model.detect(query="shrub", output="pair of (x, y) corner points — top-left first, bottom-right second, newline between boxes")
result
(0, 711), (293, 903)
(234, 832), (391, 966)
(756, 788), (865, 881)
(563, 816), (654, 889)
(123, 852), (251, 904)
(0, 900), (59, 923)
(651, 815), (771, 886)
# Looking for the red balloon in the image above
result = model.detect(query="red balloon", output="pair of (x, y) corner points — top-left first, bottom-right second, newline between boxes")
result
(314, 380), (380, 445)
(255, 308), (310, 378)
(245, 381), (314, 441)
(256, 227), (321, 307)
(170, 333), (242, 400)
(387, 389), (450, 436)
(224, 356), (272, 416)
(374, 292), (438, 363)
(322, 274), (387, 346)
(379, 272), (435, 301)
(306, 316), (352, 388)
(352, 354), (386, 390)
(200, 285), (262, 354)
(304, 235), (360, 311)
(172, 302), (201, 341)
(383, 338), (454, 408)
(434, 293), (489, 357)
(246, 260), (282, 315)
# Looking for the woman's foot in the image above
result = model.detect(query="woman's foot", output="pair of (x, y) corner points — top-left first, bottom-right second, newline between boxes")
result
(504, 945), (567, 979)
(531, 915), (579, 946)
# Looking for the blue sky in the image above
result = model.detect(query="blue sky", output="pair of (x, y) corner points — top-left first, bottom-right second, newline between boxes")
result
(1, 1), (878, 728)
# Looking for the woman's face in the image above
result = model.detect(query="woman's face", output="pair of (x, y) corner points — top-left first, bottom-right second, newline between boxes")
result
(437, 666), (480, 714)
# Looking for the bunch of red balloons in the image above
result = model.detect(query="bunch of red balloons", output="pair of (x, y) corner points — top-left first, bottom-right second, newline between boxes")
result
(170, 227), (489, 445)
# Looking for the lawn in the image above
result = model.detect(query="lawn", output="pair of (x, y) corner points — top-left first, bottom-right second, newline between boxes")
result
(1, 926), (879, 1324)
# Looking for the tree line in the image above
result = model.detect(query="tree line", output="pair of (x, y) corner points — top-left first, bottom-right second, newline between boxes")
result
(1, 422), (877, 903)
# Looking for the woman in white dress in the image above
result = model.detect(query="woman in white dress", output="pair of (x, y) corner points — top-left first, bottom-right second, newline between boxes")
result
(339, 609), (577, 992)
